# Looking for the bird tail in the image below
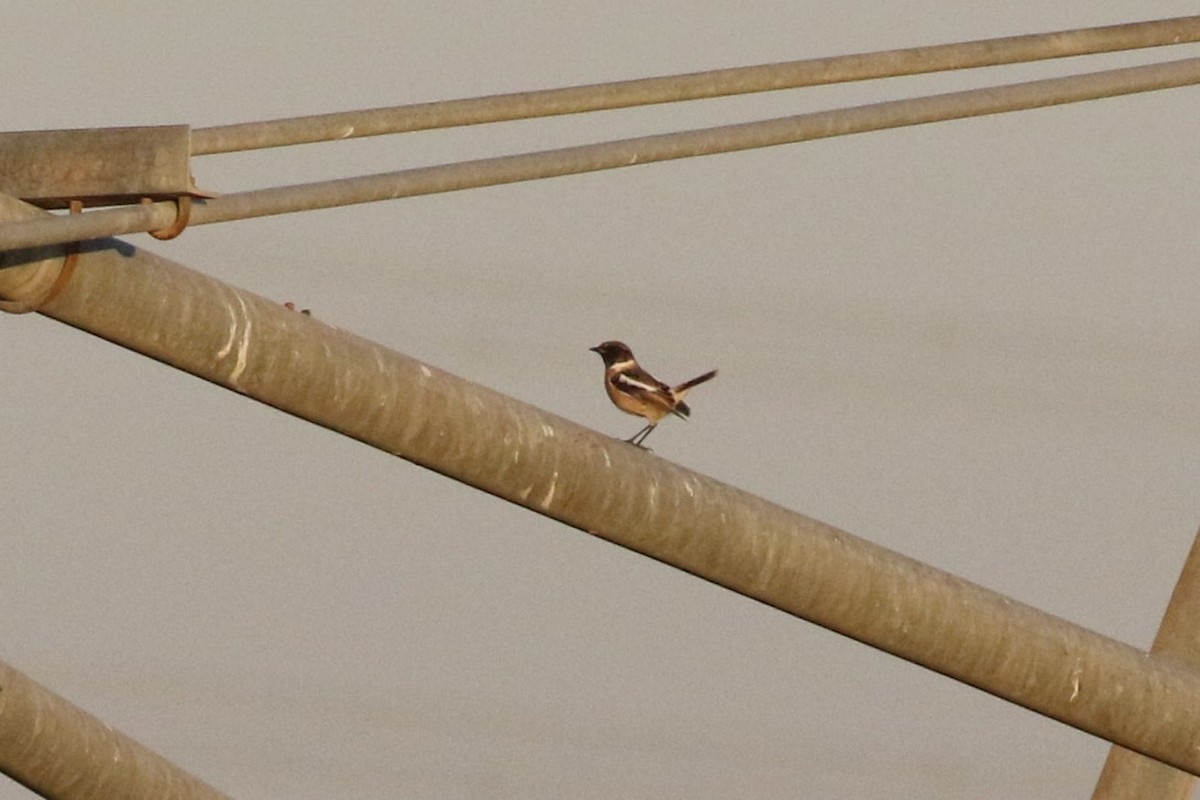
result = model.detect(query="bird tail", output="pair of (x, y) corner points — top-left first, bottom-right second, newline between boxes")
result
(669, 369), (717, 419)
(674, 369), (717, 395)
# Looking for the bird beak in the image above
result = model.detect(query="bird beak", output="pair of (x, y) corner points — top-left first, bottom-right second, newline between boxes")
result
(588, 346), (600, 353)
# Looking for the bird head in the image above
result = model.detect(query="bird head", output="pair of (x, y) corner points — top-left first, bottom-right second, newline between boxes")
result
(589, 340), (634, 366)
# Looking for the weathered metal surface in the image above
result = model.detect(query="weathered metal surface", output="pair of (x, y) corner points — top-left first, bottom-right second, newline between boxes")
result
(0, 660), (233, 800)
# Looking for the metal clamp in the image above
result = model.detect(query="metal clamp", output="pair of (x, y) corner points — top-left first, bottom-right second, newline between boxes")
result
(0, 200), (82, 314)
(141, 195), (192, 240)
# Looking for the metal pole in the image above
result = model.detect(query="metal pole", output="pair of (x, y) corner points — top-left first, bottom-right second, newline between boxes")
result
(3, 56), (1200, 252)
(4, 194), (1200, 776)
(0, 659), (231, 800)
(1091, 527), (1200, 799)
(189, 16), (1200, 154)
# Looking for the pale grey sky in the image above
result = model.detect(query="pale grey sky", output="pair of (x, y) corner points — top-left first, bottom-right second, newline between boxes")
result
(4, 3), (1200, 798)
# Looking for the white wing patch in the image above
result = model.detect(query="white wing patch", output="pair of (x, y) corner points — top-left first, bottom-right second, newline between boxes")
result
(614, 373), (664, 394)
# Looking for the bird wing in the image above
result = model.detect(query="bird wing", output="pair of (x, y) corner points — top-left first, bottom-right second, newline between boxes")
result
(613, 368), (687, 419)
(613, 369), (673, 398)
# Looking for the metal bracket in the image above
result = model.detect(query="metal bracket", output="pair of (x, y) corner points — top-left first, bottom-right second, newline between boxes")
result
(0, 125), (211, 209)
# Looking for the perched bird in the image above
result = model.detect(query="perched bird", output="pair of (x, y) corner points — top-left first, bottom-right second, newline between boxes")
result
(589, 340), (717, 447)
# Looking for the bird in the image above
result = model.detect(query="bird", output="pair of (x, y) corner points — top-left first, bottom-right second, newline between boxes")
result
(589, 340), (717, 447)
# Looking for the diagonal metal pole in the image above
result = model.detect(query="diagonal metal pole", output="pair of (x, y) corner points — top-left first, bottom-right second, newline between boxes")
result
(5, 192), (1200, 777)
(0, 659), (231, 800)
(1091, 527), (1200, 799)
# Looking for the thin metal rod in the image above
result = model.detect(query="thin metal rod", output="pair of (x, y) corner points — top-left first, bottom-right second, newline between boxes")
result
(5, 194), (1200, 776)
(0, 658), (231, 800)
(1091, 527), (1200, 799)
(3, 55), (1199, 253)
(190, 16), (1200, 154)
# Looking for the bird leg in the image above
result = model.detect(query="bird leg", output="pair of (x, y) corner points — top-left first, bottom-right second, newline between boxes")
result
(626, 423), (656, 448)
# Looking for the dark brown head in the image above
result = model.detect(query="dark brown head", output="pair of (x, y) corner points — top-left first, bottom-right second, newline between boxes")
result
(589, 340), (635, 367)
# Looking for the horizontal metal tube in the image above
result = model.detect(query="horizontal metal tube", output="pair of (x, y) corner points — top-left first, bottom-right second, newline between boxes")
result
(190, 16), (1200, 153)
(3, 56), (1200, 252)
